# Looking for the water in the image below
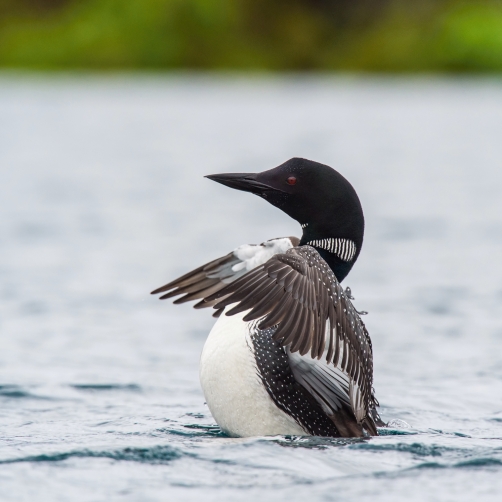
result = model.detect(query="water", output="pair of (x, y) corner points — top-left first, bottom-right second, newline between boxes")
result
(1, 74), (502, 501)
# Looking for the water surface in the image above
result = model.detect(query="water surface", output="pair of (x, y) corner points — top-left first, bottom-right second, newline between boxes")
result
(1, 75), (502, 501)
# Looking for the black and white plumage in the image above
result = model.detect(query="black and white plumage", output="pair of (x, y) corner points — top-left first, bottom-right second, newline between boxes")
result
(152, 157), (383, 438)
(249, 324), (341, 437)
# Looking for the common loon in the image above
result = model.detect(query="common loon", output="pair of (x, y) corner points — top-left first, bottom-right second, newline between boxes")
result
(152, 158), (383, 437)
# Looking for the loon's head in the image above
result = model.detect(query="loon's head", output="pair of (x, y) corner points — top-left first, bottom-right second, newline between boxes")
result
(206, 157), (364, 281)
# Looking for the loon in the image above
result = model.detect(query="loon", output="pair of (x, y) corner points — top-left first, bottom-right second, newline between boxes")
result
(152, 158), (383, 438)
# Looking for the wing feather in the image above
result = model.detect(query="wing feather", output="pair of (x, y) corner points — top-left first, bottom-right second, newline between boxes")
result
(151, 238), (298, 309)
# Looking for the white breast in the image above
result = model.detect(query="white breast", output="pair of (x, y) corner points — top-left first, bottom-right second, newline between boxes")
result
(199, 307), (307, 438)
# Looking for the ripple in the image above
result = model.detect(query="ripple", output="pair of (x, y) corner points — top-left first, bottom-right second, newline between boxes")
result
(378, 428), (417, 436)
(0, 385), (50, 400)
(352, 442), (451, 457)
(0, 445), (186, 465)
(157, 424), (225, 437)
(70, 384), (141, 392)
(262, 435), (367, 449)
(455, 458), (502, 468)
(408, 456), (502, 472)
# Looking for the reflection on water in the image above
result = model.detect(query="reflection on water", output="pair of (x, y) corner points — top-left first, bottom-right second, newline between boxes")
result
(0, 75), (502, 501)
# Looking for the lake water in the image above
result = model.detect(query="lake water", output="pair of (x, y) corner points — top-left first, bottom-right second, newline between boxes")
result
(1, 74), (502, 501)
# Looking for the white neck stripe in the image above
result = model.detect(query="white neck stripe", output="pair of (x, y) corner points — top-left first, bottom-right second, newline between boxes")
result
(306, 238), (357, 262)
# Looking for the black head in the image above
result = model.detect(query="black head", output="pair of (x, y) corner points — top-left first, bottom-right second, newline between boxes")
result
(206, 158), (364, 281)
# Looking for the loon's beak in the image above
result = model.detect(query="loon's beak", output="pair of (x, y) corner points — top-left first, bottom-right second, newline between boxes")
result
(205, 172), (285, 195)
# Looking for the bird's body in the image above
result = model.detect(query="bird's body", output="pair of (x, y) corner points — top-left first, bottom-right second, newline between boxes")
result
(201, 307), (308, 437)
(152, 158), (383, 437)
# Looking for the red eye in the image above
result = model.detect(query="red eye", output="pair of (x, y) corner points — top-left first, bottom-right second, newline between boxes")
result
(287, 176), (297, 185)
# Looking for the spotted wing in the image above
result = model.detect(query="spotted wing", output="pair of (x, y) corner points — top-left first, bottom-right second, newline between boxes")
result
(151, 237), (299, 317)
(205, 245), (378, 434)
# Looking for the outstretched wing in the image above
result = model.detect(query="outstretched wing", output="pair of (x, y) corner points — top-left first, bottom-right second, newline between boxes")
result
(151, 237), (299, 317)
(205, 245), (378, 433)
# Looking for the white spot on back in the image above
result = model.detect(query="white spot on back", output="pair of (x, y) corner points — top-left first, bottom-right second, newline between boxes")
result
(232, 237), (295, 272)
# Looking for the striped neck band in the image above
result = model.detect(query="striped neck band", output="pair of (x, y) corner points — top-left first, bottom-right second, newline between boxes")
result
(307, 238), (357, 262)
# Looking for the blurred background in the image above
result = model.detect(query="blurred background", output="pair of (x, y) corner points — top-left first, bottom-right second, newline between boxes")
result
(1, 2), (502, 502)
(0, 0), (502, 71)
